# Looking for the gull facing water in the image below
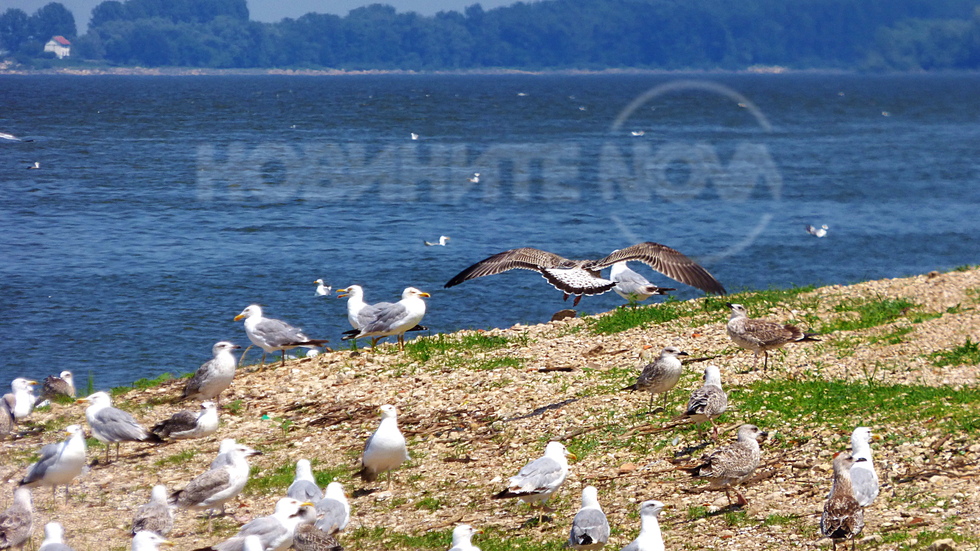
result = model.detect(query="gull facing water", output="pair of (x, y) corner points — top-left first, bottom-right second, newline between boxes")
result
(348, 288), (430, 351)
(35, 371), (75, 405)
(821, 452), (865, 551)
(676, 365), (728, 439)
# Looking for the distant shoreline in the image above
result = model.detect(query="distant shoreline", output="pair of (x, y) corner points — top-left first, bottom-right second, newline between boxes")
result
(0, 64), (867, 77)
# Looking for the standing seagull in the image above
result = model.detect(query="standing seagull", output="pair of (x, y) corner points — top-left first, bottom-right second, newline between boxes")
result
(849, 427), (879, 508)
(337, 286), (427, 348)
(675, 365), (728, 439)
(424, 235), (451, 246)
(314, 279), (332, 297)
(183, 342), (241, 404)
(359, 405), (409, 488)
(314, 482), (350, 535)
(622, 347), (688, 412)
(349, 288), (430, 351)
(684, 424), (767, 507)
(492, 441), (574, 516)
(0, 399), (12, 440)
(132, 485), (174, 537)
(567, 486), (610, 550)
(171, 442), (261, 518)
(609, 262), (675, 305)
(151, 401), (219, 441)
(726, 303), (820, 371)
(201, 497), (313, 551)
(287, 459), (323, 503)
(20, 424), (87, 504)
(619, 500), (665, 551)
(293, 505), (342, 551)
(7, 379), (38, 422)
(0, 488), (33, 551)
(38, 522), (74, 551)
(448, 524), (482, 551)
(78, 392), (159, 463)
(35, 371), (75, 405)
(234, 305), (328, 367)
(444, 242), (725, 306)
(821, 452), (865, 551)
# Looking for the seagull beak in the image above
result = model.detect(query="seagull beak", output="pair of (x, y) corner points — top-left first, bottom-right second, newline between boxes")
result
(27, 380), (38, 386)
(233, 313), (245, 321)
(567, 452), (578, 461)
(336, 288), (349, 297)
(75, 397), (89, 405)
(232, 344), (242, 349)
(159, 540), (175, 547)
(872, 434), (882, 441)
(418, 292), (431, 298)
(301, 501), (315, 507)
(678, 351), (690, 356)
(725, 302), (735, 308)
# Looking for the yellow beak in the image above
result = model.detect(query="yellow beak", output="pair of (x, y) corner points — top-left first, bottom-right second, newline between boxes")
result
(233, 313), (245, 321)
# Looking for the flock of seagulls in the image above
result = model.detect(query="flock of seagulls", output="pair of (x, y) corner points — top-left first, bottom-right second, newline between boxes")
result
(0, 232), (877, 551)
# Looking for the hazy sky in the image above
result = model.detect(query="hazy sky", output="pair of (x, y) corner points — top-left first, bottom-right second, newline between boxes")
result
(6, 0), (523, 31)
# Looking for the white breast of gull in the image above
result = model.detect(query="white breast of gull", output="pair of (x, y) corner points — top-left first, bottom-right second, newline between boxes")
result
(620, 500), (666, 551)
(359, 405), (409, 486)
(183, 342), (240, 402)
(849, 427), (879, 507)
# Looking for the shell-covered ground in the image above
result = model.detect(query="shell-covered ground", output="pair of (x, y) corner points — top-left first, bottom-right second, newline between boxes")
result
(2, 268), (979, 551)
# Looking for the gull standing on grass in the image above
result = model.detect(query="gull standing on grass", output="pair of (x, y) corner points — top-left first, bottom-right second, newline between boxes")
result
(448, 524), (482, 551)
(0, 488), (33, 550)
(444, 242), (726, 307)
(151, 401), (219, 441)
(348, 288), (430, 351)
(619, 500), (666, 551)
(849, 427), (879, 507)
(683, 424), (766, 507)
(20, 424), (87, 504)
(7, 378), (37, 422)
(359, 405), (409, 488)
(821, 452), (865, 551)
(234, 305), (328, 367)
(675, 365), (728, 439)
(726, 303), (820, 371)
(171, 442), (261, 518)
(609, 262), (675, 305)
(567, 485), (610, 550)
(622, 347), (689, 412)
(287, 459), (323, 503)
(38, 522), (74, 551)
(199, 497), (313, 551)
(337, 285), (427, 348)
(182, 341), (241, 404)
(35, 371), (75, 405)
(314, 482), (350, 535)
(492, 441), (575, 516)
(131, 531), (173, 551)
(132, 485), (174, 537)
(78, 392), (159, 463)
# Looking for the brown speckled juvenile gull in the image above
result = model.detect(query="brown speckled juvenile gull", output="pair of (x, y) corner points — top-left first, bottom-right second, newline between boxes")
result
(444, 242), (726, 306)
(726, 303), (820, 371)
(821, 452), (865, 551)
(675, 365), (728, 439)
(0, 488), (33, 550)
(151, 402), (218, 441)
(35, 371), (75, 405)
(132, 485), (174, 537)
(292, 505), (343, 551)
(182, 342), (241, 404)
(684, 424), (766, 506)
(622, 347), (688, 412)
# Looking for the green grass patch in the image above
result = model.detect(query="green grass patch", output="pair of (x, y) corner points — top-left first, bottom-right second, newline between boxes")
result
(736, 379), (980, 436)
(868, 326), (916, 345)
(348, 525), (565, 551)
(587, 299), (689, 334)
(415, 496), (442, 511)
(700, 285), (818, 315)
(821, 296), (928, 333)
(245, 463), (293, 494)
(313, 464), (349, 487)
(930, 338), (980, 367)
(403, 332), (514, 362)
(154, 449), (197, 467)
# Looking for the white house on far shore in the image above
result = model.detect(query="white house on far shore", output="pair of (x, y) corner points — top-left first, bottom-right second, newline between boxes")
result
(44, 36), (71, 59)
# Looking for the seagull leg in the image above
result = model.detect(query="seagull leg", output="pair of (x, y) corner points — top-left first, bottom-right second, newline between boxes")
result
(238, 345), (253, 367)
(281, 351), (287, 367)
(397, 334), (405, 352)
(104, 445), (110, 464)
(573, 294), (583, 306)
(763, 351), (769, 372)
(562, 293), (570, 302)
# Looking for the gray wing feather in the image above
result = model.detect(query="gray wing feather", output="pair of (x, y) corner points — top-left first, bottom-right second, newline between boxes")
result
(512, 456), (562, 490)
(570, 509), (609, 546)
(237, 517), (286, 539)
(360, 303), (408, 334)
(314, 499), (347, 534)
(132, 502), (173, 536)
(22, 442), (62, 485)
(176, 469), (232, 507)
(152, 410), (198, 438)
(94, 408), (149, 441)
(288, 480), (323, 502)
(254, 317), (307, 347)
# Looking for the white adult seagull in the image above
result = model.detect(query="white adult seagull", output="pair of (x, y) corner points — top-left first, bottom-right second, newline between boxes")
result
(424, 235), (451, 246)
(348, 287), (430, 351)
(182, 341), (241, 404)
(20, 424), (87, 504)
(234, 305), (327, 366)
(492, 441), (574, 517)
(78, 392), (158, 462)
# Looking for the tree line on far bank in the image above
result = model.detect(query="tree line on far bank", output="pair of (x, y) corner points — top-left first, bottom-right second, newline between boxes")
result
(2, 0), (980, 71)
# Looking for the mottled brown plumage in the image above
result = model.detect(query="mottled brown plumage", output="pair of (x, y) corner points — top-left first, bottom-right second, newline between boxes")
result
(726, 303), (820, 371)
(676, 364), (728, 439)
(821, 452), (865, 551)
(445, 242), (725, 306)
(0, 488), (33, 550)
(685, 424), (766, 506)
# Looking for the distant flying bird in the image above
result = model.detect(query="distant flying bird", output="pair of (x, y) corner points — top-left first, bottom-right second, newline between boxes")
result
(234, 305), (328, 366)
(424, 235), (451, 246)
(726, 303), (820, 371)
(313, 279), (332, 297)
(445, 242), (725, 306)
(630, 130), (645, 136)
(806, 224), (829, 237)
(410, 133), (419, 140)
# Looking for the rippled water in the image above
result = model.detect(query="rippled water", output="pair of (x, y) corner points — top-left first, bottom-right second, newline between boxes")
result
(1, 73), (977, 388)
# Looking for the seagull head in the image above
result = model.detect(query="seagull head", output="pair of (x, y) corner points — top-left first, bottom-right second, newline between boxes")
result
(234, 304), (262, 321)
(77, 391), (111, 408)
(452, 524), (482, 545)
(639, 500), (666, 517)
(544, 441), (576, 461)
(60, 371), (74, 383)
(402, 287), (430, 299)
(200, 401), (217, 413)
(378, 404), (398, 419)
(212, 341), (241, 355)
(11, 378), (37, 392)
(336, 285), (362, 299)
(661, 346), (689, 359)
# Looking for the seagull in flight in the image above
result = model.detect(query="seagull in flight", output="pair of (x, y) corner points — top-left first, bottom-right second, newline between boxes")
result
(445, 242), (725, 306)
